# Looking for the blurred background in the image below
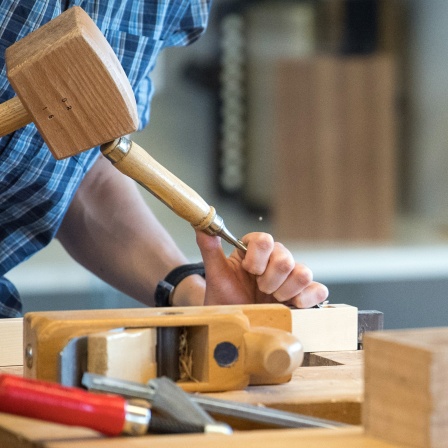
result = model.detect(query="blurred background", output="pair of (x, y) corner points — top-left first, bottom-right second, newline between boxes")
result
(9, 0), (448, 329)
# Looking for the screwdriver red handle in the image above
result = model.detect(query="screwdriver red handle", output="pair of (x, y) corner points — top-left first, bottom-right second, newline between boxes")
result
(0, 374), (126, 436)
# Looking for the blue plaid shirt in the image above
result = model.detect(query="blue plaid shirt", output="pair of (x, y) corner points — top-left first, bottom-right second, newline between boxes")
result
(0, 0), (210, 317)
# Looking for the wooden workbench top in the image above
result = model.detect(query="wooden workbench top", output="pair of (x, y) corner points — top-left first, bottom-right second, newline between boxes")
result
(206, 351), (363, 425)
(0, 317), (367, 446)
(0, 351), (369, 447)
(0, 416), (400, 448)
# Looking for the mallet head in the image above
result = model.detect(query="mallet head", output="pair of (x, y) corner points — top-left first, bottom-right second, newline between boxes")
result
(5, 6), (139, 159)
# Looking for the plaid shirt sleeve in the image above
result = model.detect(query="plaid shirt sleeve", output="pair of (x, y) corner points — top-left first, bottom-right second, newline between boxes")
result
(0, 0), (211, 318)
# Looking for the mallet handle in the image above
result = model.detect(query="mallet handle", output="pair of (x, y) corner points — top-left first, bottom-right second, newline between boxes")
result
(0, 96), (32, 137)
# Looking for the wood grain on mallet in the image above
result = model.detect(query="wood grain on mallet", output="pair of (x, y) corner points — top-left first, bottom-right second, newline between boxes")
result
(1, 6), (138, 158)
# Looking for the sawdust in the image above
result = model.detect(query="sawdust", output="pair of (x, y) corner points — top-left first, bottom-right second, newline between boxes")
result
(178, 327), (199, 383)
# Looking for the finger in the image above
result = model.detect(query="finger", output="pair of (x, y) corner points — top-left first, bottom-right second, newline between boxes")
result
(265, 262), (313, 301)
(255, 244), (297, 295)
(286, 282), (329, 309)
(240, 232), (274, 275)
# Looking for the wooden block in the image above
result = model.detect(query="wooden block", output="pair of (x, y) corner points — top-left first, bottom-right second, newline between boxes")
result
(87, 328), (157, 384)
(273, 55), (397, 242)
(364, 328), (448, 448)
(0, 366), (23, 376)
(307, 350), (363, 367)
(291, 304), (358, 352)
(0, 318), (23, 367)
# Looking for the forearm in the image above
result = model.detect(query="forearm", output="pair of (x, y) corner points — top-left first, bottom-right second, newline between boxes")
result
(56, 155), (205, 306)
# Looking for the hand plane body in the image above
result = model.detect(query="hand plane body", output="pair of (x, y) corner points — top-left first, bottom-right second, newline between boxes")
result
(23, 304), (303, 393)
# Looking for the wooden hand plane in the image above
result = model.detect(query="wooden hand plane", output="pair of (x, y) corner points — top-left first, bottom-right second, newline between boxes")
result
(23, 304), (303, 393)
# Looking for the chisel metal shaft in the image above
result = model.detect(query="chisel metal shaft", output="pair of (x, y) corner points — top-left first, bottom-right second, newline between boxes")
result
(82, 373), (346, 430)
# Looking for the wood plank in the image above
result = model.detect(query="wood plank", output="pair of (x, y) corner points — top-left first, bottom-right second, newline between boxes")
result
(291, 305), (358, 352)
(307, 350), (363, 367)
(0, 415), (402, 448)
(0, 318), (23, 366)
(364, 328), (448, 448)
(87, 328), (157, 383)
(0, 366), (23, 376)
(0, 413), (103, 448)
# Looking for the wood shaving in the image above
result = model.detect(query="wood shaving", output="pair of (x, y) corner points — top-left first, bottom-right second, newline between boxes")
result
(178, 327), (199, 383)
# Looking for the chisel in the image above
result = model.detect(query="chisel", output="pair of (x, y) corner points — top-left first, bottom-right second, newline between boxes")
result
(83, 373), (346, 430)
(0, 374), (231, 436)
(101, 137), (247, 252)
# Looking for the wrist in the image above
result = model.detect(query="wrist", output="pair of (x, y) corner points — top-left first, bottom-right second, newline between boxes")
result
(154, 262), (206, 307)
(171, 274), (206, 307)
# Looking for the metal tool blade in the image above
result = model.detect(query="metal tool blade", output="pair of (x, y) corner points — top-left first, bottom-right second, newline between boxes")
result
(82, 373), (345, 430)
(59, 336), (88, 387)
(190, 395), (345, 429)
(82, 373), (232, 434)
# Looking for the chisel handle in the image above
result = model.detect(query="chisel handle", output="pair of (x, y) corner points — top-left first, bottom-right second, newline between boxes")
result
(101, 137), (246, 251)
(101, 137), (215, 229)
(0, 374), (149, 436)
(0, 96), (32, 137)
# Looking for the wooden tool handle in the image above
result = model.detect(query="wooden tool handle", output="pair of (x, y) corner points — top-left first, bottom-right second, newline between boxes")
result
(0, 96), (32, 137)
(0, 374), (127, 436)
(243, 327), (304, 378)
(101, 138), (215, 230)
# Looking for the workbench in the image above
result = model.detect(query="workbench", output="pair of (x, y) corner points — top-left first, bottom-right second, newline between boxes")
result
(0, 335), (383, 448)
(0, 356), (369, 447)
(4, 316), (445, 447)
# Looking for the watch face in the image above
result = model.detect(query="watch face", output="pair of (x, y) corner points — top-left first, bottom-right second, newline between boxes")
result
(155, 263), (206, 307)
(155, 280), (175, 307)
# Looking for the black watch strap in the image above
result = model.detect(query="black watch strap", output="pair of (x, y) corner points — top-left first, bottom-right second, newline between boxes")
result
(154, 262), (206, 307)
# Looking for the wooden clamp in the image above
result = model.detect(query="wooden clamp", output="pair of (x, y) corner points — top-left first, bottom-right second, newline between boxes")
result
(23, 304), (302, 393)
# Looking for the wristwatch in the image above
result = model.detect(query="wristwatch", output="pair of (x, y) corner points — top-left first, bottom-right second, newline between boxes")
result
(154, 262), (206, 307)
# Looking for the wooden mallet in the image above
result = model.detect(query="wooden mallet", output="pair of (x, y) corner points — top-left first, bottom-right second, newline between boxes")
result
(0, 6), (245, 251)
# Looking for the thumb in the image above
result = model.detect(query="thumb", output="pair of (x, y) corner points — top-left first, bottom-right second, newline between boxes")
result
(195, 230), (228, 277)
(195, 230), (241, 305)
